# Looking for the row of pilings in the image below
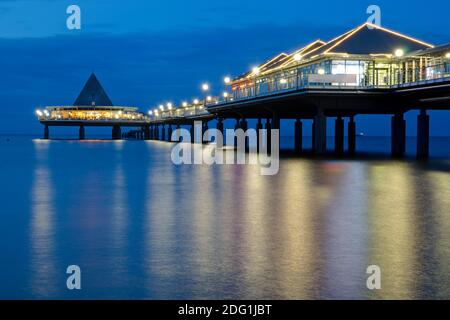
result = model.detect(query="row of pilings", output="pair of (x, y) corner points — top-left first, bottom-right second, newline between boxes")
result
(138, 110), (430, 159)
(41, 110), (431, 158)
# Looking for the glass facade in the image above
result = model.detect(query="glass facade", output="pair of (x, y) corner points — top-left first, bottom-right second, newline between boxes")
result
(231, 51), (450, 100)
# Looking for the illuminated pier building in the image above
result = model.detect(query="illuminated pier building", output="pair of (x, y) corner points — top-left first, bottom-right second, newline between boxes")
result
(36, 73), (150, 140)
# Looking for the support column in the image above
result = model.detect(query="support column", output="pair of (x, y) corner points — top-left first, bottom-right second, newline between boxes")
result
(272, 113), (280, 154)
(391, 113), (406, 157)
(168, 125), (173, 142)
(265, 118), (272, 153)
(161, 124), (166, 141)
(217, 118), (224, 148)
(175, 124), (181, 142)
(294, 119), (303, 153)
(202, 122), (209, 144)
(348, 116), (356, 155)
(256, 119), (262, 153)
(312, 120), (316, 153)
(79, 125), (85, 140)
(314, 109), (327, 155)
(112, 125), (121, 140)
(44, 125), (49, 140)
(335, 116), (344, 155)
(234, 118), (240, 148)
(145, 126), (150, 140)
(190, 123), (195, 143)
(240, 118), (249, 152)
(149, 126), (154, 140)
(417, 109), (430, 159)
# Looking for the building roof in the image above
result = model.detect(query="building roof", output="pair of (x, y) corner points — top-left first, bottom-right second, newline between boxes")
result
(302, 22), (434, 59)
(232, 53), (290, 83)
(74, 73), (114, 107)
(230, 23), (435, 84)
(276, 39), (326, 69)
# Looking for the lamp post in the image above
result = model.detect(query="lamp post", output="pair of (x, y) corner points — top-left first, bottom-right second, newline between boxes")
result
(223, 77), (231, 102)
(201, 83), (210, 107)
(394, 48), (404, 84)
(223, 91), (229, 103)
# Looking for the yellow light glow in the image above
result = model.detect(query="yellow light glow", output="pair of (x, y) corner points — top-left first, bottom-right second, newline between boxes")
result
(224, 76), (231, 84)
(193, 99), (200, 105)
(182, 102), (188, 107)
(206, 96), (212, 102)
(446, 52), (450, 59)
(252, 67), (260, 75)
(223, 92), (229, 98)
(395, 49), (405, 57)
(159, 105), (164, 111)
(280, 78), (287, 84)
(365, 22), (434, 48)
(318, 68), (325, 75)
(202, 83), (209, 91)
(36, 110), (43, 116)
(148, 111), (153, 115)
(293, 53), (302, 61)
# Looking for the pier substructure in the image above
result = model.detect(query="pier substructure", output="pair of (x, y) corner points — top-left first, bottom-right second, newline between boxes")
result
(79, 125), (85, 140)
(256, 119), (262, 153)
(391, 113), (406, 157)
(335, 116), (344, 156)
(154, 125), (159, 140)
(216, 118), (224, 148)
(202, 122), (209, 144)
(112, 125), (121, 140)
(348, 116), (356, 155)
(312, 120), (316, 153)
(161, 125), (166, 141)
(44, 125), (49, 140)
(168, 125), (173, 142)
(240, 118), (249, 152)
(190, 123), (195, 143)
(272, 114), (280, 154)
(234, 118), (240, 148)
(174, 124), (181, 142)
(144, 126), (150, 140)
(417, 109), (430, 159)
(314, 110), (327, 155)
(265, 118), (272, 153)
(294, 119), (303, 154)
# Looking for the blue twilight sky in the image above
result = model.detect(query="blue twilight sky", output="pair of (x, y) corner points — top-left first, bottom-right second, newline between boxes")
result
(0, 0), (449, 135)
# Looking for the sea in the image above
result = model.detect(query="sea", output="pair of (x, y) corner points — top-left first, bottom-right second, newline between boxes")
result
(1, 134), (450, 299)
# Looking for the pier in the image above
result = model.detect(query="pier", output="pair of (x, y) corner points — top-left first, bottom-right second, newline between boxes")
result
(36, 23), (450, 159)
(36, 73), (150, 140)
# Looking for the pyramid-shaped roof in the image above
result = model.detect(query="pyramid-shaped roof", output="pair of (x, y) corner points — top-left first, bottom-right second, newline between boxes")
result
(303, 23), (434, 59)
(73, 73), (113, 106)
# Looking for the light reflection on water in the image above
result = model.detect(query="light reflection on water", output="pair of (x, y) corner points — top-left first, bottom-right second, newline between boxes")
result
(30, 141), (57, 298)
(1, 137), (450, 299)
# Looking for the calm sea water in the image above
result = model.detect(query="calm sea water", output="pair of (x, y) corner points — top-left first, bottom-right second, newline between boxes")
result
(1, 135), (450, 300)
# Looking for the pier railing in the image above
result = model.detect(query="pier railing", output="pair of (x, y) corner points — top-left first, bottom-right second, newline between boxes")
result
(36, 106), (150, 123)
(214, 62), (450, 105)
(151, 105), (211, 122)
